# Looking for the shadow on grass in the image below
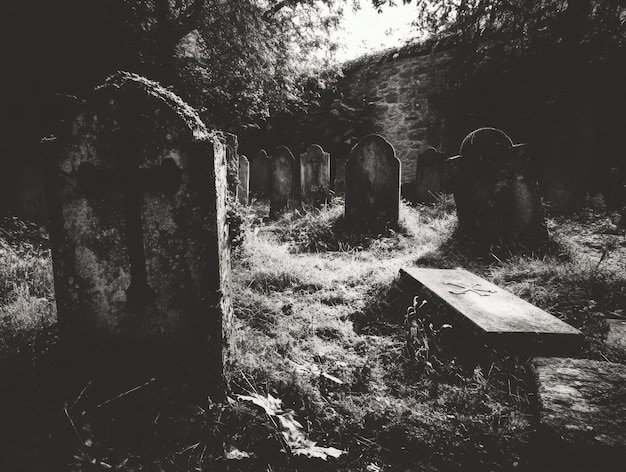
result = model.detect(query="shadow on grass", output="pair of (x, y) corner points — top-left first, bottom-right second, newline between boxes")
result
(272, 198), (411, 253)
(414, 226), (570, 271)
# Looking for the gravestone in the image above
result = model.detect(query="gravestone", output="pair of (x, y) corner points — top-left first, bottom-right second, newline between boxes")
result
(531, 357), (626, 470)
(400, 267), (582, 354)
(238, 154), (250, 205)
(414, 147), (445, 203)
(269, 146), (295, 218)
(249, 149), (270, 197)
(44, 72), (232, 394)
(449, 128), (547, 251)
(300, 144), (330, 205)
(345, 135), (401, 230)
(332, 156), (347, 192)
(225, 133), (239, 200)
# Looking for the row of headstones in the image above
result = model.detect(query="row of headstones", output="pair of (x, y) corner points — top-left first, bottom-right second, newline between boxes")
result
(231, 137), (401, 229)
(230, 128), (547, 245)
(237, 145), (331, 217)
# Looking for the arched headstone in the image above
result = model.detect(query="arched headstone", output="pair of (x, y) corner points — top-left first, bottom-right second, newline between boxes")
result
(44, 72), (232, 395)
(345, 135), (401, 230)
(449, 127), (547, 250)
(300, 144), (330, 205)
(414, 147), (445, 203)
(249, 149), (270, 197)
(270, 146), (295, 218)
(238, 155), (250, 205)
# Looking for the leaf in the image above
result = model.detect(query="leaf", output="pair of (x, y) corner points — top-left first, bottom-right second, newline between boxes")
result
(236, 393), (283, 417)
(292, 443), (345, 460)
(225, 446), (253, 460)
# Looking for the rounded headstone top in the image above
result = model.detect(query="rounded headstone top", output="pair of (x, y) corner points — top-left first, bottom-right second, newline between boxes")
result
(95, 71), (210, 141)
(460, 127), (513, 161)
(275, 146), (295, 160)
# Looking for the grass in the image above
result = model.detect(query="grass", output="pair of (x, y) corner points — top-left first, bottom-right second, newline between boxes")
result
(1, 195), (624, 470)
(0, 217), (56, 366)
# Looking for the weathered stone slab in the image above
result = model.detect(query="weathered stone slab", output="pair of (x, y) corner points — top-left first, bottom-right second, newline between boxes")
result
(345, 134), (401, 230)
(449, 128), (547, 252)
(531, 357), (626, 470)
(249, 149), (270, 197)
(44, 72), (232, 394)
(238, 154), (250, 205)
(300, 144), (330, 205)
(605, 319), (626, 354)
(400, 267), (581, 353)
(414, 147), (445, 203)
(270, 146), (295, 218)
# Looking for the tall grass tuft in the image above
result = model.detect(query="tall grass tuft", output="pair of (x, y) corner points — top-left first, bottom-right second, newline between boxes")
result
(0, 218), (56, 365)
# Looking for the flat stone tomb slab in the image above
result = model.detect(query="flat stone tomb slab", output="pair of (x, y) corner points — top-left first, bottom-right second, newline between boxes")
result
(531, 357), (626, 468)
(400, 267), (581, 353)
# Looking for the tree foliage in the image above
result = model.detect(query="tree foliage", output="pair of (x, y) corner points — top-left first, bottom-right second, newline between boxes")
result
(1, 0), (353, 142)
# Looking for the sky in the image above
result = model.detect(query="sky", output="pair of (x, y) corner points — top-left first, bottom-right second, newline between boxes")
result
(334, 1), (419, 63)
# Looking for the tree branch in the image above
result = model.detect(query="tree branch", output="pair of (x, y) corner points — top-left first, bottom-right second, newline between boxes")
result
(263, 0), (302, 20)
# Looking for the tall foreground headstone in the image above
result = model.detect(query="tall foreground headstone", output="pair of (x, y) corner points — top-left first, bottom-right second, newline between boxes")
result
(249, 149), (270, 197)
(300, 144), (330, 205)
(449, 128), (547, 250)
(345, 135), (401, 230)
(414, 147), (445, 203)
(238, 155), (250, 205)
(270, 146), (295, 218)
(45, 72), (232, 392)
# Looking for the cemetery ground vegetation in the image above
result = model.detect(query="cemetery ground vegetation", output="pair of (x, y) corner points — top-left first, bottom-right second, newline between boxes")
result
(0, 196), (625, 470)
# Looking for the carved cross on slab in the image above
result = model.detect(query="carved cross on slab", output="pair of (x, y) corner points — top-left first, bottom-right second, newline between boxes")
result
(77, 157), (182, 305)
(443, 282), (496, 296)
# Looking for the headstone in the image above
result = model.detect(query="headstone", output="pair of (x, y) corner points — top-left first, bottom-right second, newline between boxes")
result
(269, 146), (295, 218)
(605, 319), (626, 355)
(332, 156), (346, 192)
(345, 135), (401, 230)
(449, 127), (548, 251)
(414, 147), (445, 203)
(300, 144), (330, 205)
(531, 357), (626, 470)
(44, 72), (232, 395)
(225, 133), (239, 200)
(238, 154), (250, 205)
(249, 149), (270, 197)
(400, 267), (582, 354)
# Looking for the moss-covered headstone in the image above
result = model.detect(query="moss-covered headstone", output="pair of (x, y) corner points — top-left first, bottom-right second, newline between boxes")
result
(45, 72), (232, 396)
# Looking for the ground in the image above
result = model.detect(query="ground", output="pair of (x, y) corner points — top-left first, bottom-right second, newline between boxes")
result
(0, 196), (624, 471)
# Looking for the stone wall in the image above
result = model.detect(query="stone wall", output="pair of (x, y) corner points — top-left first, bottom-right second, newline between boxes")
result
(340, 44), (454, 188)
